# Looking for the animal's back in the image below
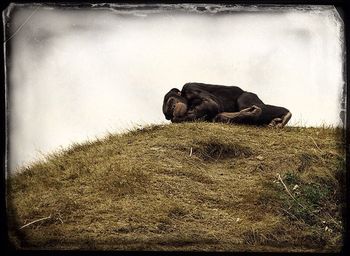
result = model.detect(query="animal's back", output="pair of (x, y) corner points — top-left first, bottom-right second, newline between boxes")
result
(182, 82), (244, 112)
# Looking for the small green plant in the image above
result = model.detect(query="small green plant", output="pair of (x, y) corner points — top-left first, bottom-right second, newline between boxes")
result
(283, 171), (301, 185)
(278, 172), (333, 226)
(301, 183), (330, 206)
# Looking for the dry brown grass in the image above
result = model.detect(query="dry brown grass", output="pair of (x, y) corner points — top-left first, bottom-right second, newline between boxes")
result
(7, 122), (346, 252)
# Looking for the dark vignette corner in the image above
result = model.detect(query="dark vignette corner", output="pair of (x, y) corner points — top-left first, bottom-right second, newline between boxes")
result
(0, 1), (349, 256)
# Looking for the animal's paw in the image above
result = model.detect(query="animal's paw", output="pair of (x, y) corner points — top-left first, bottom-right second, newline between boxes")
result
(243, 105), (260, 115)
(268, 118), (283, 128)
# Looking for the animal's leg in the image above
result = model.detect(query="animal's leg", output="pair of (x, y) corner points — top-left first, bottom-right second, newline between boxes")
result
(275, 112), (292, 128)
(214, 105), (262, 123)
(213, 112), (241, 123)
(240, 105), (262, 115)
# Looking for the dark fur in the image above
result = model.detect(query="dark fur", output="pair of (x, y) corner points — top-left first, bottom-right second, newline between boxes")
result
(163, 82), (291, 126)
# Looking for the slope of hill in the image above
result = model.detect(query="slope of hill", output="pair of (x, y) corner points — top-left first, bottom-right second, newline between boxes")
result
(7, 123), (346, 252)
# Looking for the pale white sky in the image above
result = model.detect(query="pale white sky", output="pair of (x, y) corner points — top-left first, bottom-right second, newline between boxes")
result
(5, 4), (345, 172)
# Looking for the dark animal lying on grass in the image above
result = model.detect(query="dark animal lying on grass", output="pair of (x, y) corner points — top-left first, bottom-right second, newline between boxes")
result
(162, 82), (292, 128)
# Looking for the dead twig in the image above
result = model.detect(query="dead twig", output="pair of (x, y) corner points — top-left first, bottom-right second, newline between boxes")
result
(308, 136), (328, 166)
(57, 212), (64, 224)
(309, 136), (322, 152)
(189, 147), (193, 157)
(277, 174), (298, 202)
(20, 215), (51, 229)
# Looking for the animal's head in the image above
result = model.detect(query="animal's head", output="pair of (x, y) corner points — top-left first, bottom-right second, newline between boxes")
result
(162, 88), (188, 121)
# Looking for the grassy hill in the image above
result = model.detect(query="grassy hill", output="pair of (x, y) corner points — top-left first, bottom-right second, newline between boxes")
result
(7, 122), (346, 252)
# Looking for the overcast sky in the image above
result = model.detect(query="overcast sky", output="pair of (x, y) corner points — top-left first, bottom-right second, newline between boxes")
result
(5, 4), (345, 172)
